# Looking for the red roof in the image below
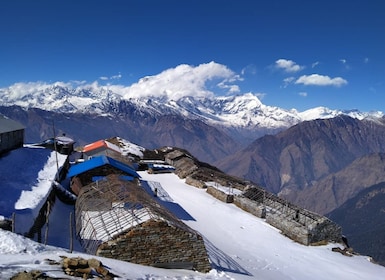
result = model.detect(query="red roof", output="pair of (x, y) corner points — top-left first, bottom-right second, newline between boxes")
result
(82, 140), (121, 154)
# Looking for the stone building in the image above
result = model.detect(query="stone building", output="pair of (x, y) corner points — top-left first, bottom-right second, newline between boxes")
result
(234, 186), (342, 245)
(0, 115), (24, 154)
(67, 155), (140, 195)
(75, 174), (211, 272)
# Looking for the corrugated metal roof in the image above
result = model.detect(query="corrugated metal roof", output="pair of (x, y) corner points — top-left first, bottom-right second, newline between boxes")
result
(83, 140), (121, 154)
(0, 116), (25, 134)
(67, 155), (140, 179)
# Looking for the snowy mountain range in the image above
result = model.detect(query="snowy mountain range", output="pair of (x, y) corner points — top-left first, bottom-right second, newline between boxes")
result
(1, 82), (382, 132)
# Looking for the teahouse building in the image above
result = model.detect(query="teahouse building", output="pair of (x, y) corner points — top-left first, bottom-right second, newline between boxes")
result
(0, 115), (24, 154)
(75, 174), (211, 272)
(67, 155), (141, 195)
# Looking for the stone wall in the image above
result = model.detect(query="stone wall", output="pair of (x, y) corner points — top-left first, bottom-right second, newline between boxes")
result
(266, 212), (311, 245)
(240, 186), (342, 245)
(307, 217), (342, 244)
(206, 186), (234, 203)
(185, 176), (207, 188)
(96, 219), (211, 273)
(233, 196), (266, 218)
(170, 157), (198, 178)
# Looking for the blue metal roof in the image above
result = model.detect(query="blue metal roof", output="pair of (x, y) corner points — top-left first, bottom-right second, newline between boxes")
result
(67, 155), (140, 179)
(92, 175), (136, 182)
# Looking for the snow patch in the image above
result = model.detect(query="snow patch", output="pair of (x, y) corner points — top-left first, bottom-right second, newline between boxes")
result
(14, 151), (67, 210)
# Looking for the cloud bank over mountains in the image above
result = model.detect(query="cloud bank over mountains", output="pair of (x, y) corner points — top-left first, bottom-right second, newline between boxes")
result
(1, 60), (348, 106)
(2, 62), (242, 102)
(108, 62), (242, 100)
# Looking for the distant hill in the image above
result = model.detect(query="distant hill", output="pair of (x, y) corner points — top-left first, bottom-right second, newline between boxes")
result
(289, 153), (385, 215)
(0, 105), (240, 164)
(328, 182), (385, 266)
(218, 115), (385, 214)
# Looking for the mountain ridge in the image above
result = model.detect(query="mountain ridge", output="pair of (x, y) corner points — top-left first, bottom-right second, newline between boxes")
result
(328, 181), (385, 266)
(218, 115), (385, 201)
(1, 83), (381, 134)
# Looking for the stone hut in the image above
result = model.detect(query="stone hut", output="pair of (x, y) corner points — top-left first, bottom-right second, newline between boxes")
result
(164, 150), (198, 178)
(0, 115), (24, 154)
(234, 186), (342, 245)
(75, 174), (211, 272)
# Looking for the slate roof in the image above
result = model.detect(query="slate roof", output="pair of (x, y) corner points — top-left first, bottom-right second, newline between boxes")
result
(0, 116), (25, 134)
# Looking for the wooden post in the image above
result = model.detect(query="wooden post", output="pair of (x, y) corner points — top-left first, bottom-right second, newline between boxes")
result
(12, 212), (15, 233)
(52, 120), (59, 172)
(69, 212), (73, 253)
(44, 201), (50, 245)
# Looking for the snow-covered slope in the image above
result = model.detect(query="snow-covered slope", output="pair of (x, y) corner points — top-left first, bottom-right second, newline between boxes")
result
(1, 171), (384, 279)
(1, 82), (381, 132)
(1, 146), (385, 279)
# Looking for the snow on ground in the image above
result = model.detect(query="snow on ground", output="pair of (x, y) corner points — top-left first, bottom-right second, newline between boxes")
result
(205, 181), (243, 195)
(117, 137), (144, 158)
(139, 172), (385, 280)
(15, 150), (67, 210)
(1, 148), (385, 279)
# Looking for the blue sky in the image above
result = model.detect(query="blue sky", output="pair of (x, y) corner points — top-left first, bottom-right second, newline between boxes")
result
(0, 0), (384, 112)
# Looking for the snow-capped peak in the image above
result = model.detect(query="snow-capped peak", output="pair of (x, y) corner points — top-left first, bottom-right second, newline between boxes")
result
(0, 82), (382, 131)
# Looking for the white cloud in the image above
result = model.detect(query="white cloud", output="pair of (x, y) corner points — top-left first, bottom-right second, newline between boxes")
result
(6, 81), (73, 100)
(299, 91), (308, 97)
(282, 77), (295, 88)
(364, 57), (369, 64)
(241, 64), (257, 75)
(339, 59), (351, 70)
(312, 61), (320, 68)
(1, 63), (242, 102)
(70, 80), (87, 85)
(110, 61), (241, 100)
(217, 81), (240, 94)
(111, 74), (122, 80)
(295, 74), (348, 87)
(255, 92), (266, 100)
(275, 59), (304, 73)
(99, 73), (122, 81)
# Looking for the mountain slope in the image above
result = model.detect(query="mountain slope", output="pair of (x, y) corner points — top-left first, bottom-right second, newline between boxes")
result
(218, 116), (385, 209)
(0, 105), (240, 164)
(328, 182), (385, 266)
(292, 153), (385, 215)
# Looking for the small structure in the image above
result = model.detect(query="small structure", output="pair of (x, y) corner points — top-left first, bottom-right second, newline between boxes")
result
(82, 139), (122, 160)
(164, 150), (198, 178)
(75, 175), (211, 272)
(147, 163), (175, 174)
(234, 186), (342, 245)
(0, 115), (24, 154)
(39, 135), (75, 155)
(67, 155), (141, 195)
(81, 139), (134, 166)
